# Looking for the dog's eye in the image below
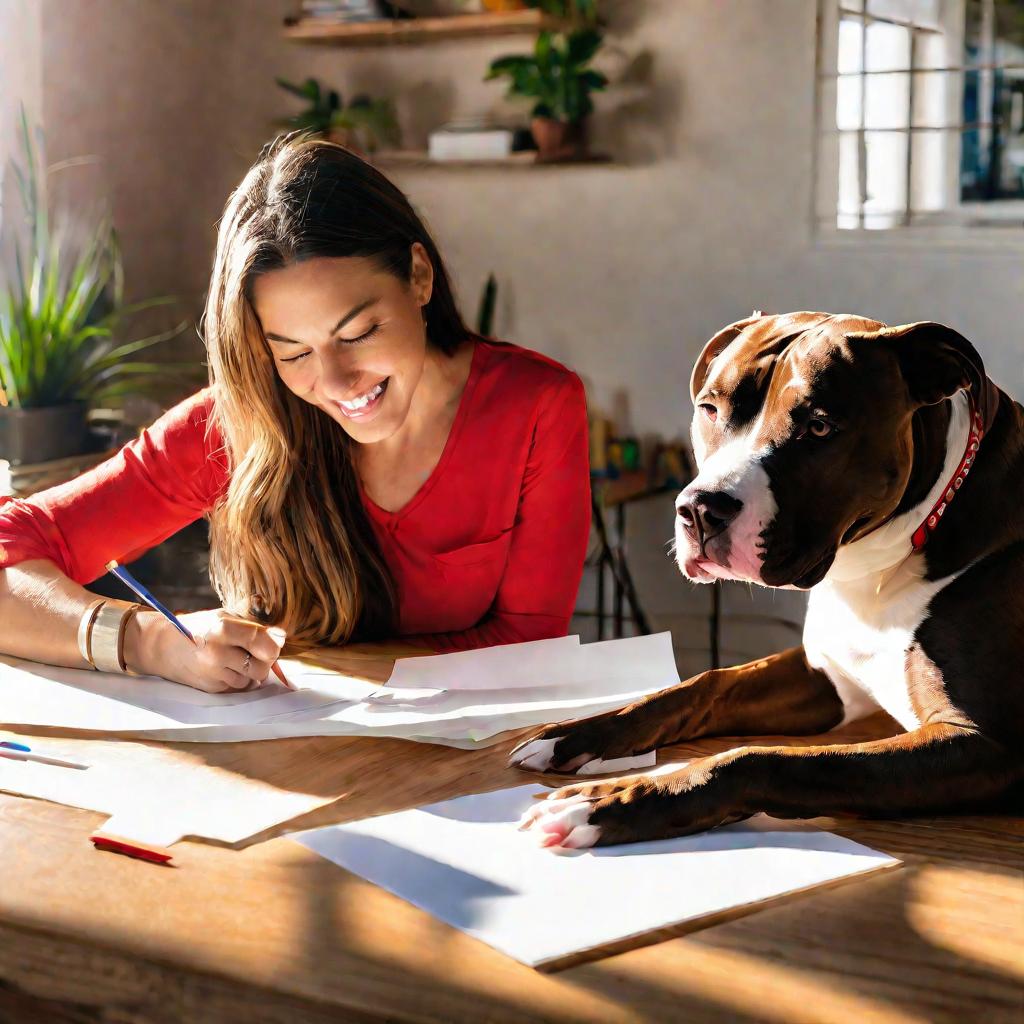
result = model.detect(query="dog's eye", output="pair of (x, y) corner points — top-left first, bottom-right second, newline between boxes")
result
(807, 418), (833, 438)
(699, 403), (718, 422)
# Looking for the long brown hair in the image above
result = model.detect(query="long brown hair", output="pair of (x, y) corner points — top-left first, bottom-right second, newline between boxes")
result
(202, 134), (470, 646)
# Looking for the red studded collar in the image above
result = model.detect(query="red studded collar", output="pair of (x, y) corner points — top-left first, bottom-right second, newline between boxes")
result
(910, 399), (984, 551)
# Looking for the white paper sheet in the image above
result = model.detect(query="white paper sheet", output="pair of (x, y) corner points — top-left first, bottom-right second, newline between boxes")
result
(0, 737), (331, 846)
(0, 633), (680, 746)
(384, 634), (581, 692)
(294, 782), (902, 969)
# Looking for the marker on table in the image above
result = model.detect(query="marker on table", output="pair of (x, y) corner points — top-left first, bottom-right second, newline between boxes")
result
(105, 561), (294, 690)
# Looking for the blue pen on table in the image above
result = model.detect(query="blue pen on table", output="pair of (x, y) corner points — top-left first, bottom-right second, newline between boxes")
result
(0, 741), (89, 770)
(105, 561), (294, 690)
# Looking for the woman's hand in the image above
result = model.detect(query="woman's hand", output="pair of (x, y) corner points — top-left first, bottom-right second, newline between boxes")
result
(126, 608), (287, 692)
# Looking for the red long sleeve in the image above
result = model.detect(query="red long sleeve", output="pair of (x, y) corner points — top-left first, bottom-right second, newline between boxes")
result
(0, 390), (226, 583)
(0, 339), (591, 651)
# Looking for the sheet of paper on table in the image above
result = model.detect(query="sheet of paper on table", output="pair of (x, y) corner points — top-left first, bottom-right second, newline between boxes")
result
(294, 781), (902, 970)
(0, 632), (680, 747)
(0, 736), (332, 847)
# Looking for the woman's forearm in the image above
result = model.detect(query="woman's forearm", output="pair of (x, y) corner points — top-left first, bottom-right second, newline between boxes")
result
(0, 560), (114, 669)
(0, 560), (172, 674)
(0, 561), (287, 694)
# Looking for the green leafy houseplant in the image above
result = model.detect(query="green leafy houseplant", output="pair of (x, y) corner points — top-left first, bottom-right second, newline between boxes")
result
(275, 77), (400, 155)
(486, 29), (608, 161)
(0, 112), (194, 465)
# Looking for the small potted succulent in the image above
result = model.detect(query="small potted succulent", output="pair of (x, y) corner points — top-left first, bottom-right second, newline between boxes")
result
(0, 113), (193, 466)
(275, 77), (401, 156)
(485, 28), (607, 161)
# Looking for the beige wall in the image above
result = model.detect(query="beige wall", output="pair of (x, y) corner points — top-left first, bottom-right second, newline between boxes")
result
(0, 1), (42, 232)
(5, 0), (1022, 665)
(21, 0), (1023, 412)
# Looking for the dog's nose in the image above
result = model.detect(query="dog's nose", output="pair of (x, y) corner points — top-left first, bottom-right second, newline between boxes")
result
(677, 490), (743, 545)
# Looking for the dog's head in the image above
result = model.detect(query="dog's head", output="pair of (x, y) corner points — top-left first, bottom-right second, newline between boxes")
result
(674, 311), (990, 588)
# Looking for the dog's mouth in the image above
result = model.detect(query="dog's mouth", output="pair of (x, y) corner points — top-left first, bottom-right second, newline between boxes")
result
(789, 549), (836, 589)
(840, 515), (873, 546)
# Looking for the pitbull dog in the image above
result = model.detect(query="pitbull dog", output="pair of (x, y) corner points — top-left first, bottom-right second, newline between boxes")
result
(512, 312), (1024, 848)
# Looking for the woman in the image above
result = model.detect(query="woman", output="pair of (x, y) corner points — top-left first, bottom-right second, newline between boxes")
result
(0, 135), (590, 693)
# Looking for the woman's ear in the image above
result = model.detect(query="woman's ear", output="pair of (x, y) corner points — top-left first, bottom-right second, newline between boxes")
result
(690, 314), (762, 402)
(849, 321), (987, 409)
(409, 242), (434, 308)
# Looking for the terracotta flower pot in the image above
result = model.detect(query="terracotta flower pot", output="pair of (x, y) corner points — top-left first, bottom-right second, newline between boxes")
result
(481, 0), (527, 11)
(530, 117), (587, 162)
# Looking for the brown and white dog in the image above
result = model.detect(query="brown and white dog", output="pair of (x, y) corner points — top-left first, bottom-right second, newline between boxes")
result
(511, 311), (1024, 848)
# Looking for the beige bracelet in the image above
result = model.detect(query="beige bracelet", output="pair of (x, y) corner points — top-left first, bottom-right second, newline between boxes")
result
(91, 601), (140, 675)
(120, 605), (144, 677)
(77, 599), (107, 670)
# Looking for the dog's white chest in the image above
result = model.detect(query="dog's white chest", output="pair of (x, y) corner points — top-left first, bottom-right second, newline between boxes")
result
(803, 565), (954, 729)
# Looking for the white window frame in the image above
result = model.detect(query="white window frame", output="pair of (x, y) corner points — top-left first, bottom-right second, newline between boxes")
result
(813, 0), (1024, 249)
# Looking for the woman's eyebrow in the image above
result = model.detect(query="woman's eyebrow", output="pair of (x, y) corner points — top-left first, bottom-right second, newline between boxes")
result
(265, 297), (381, 345)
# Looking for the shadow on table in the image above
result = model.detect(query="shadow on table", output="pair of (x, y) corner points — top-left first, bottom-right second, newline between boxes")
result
(294, 821), (1024, 1023)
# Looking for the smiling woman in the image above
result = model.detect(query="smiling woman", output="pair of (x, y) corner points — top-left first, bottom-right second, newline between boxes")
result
(0, 135), (591, 694)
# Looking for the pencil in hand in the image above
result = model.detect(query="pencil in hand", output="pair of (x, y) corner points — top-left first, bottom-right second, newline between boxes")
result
(105, 561), (294, 690)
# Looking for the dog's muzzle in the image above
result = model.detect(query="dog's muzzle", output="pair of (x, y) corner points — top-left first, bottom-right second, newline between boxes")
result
(676, 489), (743, 554)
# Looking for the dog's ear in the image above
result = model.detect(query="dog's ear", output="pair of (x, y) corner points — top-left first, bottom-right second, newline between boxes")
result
(850, 321), (991, 413)
(690, 315), (762, 402)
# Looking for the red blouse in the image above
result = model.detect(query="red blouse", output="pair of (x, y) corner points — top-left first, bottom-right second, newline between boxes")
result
(0, 339), (591, 651)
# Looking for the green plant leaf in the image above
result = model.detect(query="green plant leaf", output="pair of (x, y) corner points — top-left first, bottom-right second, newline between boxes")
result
(577, 69), (608, 90)
(275, 76), (311, 98)
(566, 27), (602, 66)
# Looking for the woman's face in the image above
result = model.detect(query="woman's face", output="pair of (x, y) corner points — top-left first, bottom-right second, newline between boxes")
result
(251, 244), (434, 444)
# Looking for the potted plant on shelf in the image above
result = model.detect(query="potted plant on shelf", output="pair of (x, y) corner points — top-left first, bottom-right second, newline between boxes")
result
(485, 27), (607, 161)
(0, 113), (195, 467)
(275, 77), (400, 156)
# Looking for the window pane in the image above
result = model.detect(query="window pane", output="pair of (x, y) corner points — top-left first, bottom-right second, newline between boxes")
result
(838, 131), (864, 220)
(913, 69), (954, 126)
(864, 130), (909, 225)
(867, 0), (917, 21)
(865, 20), (911, 72)
(961, 63), (1024, 200)
(966, 0), (1024, 60)
(916, 28), (949, 70)
(865, 71), (911, 126)
(837, 74), (864, 128)
(910, 129), (949, 209)
(838, 15), (865, 74)
(912, 0), (945, 31)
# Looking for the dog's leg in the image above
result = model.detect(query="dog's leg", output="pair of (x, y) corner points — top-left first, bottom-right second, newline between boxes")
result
(520, 723), (1023, 848)
(509, 645), (844, 772)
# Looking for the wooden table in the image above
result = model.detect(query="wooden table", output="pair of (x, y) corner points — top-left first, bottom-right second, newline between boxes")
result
(1, 644), (1021, 1024)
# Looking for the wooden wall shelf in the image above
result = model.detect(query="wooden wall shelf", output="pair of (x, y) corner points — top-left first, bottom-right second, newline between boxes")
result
(283, 10), (567, 46)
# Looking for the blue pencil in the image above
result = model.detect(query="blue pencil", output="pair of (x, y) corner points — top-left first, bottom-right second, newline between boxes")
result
(104, 560), (294, 689)
(106, 560), (195, 642)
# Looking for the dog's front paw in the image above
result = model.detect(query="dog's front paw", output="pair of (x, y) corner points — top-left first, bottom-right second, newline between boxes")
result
(507, 708), (651, 774)
(518, 764), (744, 848)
